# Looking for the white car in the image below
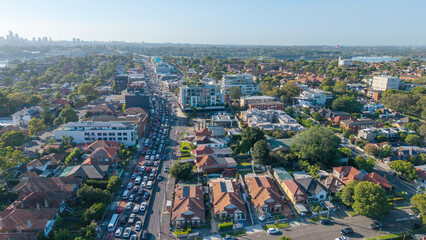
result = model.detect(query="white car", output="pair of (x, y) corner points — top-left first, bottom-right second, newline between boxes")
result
(141, 181), (147, 188)
(153, 162), (158, 167)
(133, 204), (140, 213)
(135, 221), (142, 231)
(123, 227), (132, 238)
(115, 227), (123, 237)
(125, 202), (133, 210)
(335, 237), (349, 240)
(266, 228), (280, 235)
(129, 194), (135, 201)
(127, 182), (133, 189)
(140, 202), (147, 211)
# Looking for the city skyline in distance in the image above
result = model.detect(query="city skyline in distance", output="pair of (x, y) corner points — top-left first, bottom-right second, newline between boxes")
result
(1, 0), (426, 46)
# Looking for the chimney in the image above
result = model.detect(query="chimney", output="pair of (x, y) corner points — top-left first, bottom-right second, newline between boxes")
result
(0, 217), (4, 230)
(13, 202), (16, 210)
(18, 225), (22, 233)
(44, 199), (49, 208)
(36, 202), (40, 211)
(27, 218), (32, 229)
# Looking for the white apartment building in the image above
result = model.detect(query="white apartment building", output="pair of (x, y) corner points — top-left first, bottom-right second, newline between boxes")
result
(338, 57), (352, 66)
(371, 76), (400, 91)
(221, 74), (258, 96)
(295, 88), (333, 106)
(240, 95), (276, 107)
(54, 121), (138, 146)
(11, 106), (41, 127)
(240, 109), (305, 132)
(362, 103), (384, 115)
(178, 84), (225, 111)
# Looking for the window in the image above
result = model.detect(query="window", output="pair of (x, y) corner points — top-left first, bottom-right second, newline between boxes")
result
(109, 133), (115, 136)
(109, 138), (114, 141)
(118, 137), (122, 141)
(97, 133), (102, 136)
(123, 132), (127, 136)
(123, 137), (128, 141)
(85, 138), (90, 141)
(103, 137), (108, 140)
(118, 133), (122, 136)
(98, 137), (102, 140)
(103, 133), (107, 136)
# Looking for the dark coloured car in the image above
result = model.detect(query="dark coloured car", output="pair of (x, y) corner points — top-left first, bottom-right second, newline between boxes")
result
(410, 223), (421, 229)
(120, 215), (128, 224)
(138, 188), (144, 195)
(141, 230), (149, 240)
(144, 192), (150, 200)
(320, 219), (331, 225)
(340, 227), (354, 235)
(369, 221), (383, 229)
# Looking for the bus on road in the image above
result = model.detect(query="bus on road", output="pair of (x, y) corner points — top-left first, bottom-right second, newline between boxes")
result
(108, 214), (119, 232)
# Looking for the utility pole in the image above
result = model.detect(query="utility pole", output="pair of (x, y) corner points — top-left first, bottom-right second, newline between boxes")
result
(327, 190), (331, 219)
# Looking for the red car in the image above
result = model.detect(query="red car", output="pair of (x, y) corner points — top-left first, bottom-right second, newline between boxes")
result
(145, 167), (151, 173)
(116, 206), (123, 213)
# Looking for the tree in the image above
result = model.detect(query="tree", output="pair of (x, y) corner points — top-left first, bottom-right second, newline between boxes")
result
(405, 134), (422, 146)
(333, 81), (347, 94)
(41, 110), (55, 126)
(352, 181), (391, 218)
(64, 147), (81, 165)
(252, 140), (270, 164)
(312, 112), (324, 122)
(169, 163), (193, 180)
(290, 126), (341, 167)
(239, 138), (251, 153)
(285, 107), (295, 118)
(418, 124), (426, 139)
(78, 222), (97, 240)
(107, 176), (122, 193)
(229, 86), (242, 99)
(0, 146), (28, 171)
(82, 202), (106, 224)
(280, 81), (302, 103)
(340, 180), (358, 206)
(376, 135), (387, 143)
(410, 192), (426, 225)
(241, 127), (265, 146)
(174, 88), (179, 95)
(53, 228), (70, 240)
(332, 95), (362, 113)
(0, 131), (25, 147)
(280, 237), (292, 240)
(78, 83), (100, 102)
(364, 144), (379, 156)
(28, 118), (47, 136)
(272, 129), (288, 139)
(209, 70), (223, 81)
(59, 107), (78, 123)
(77, 184), (112, 207)
(354, 156), (375, 172)
(390, 160), (418, 180)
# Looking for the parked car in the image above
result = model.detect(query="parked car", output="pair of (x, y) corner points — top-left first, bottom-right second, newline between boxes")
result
(115, 227), (123, 237)
(258, 212), (271, 222)
(135, 221), (142, 231)
(140, 202), (147, 211)
(127, 183), (133, 189)
(266, 228), (280, 235)
(164, 166), (169, 172)
(123, 227), (131, 238)
(129, 194), (135, 201)
(154, 162), (158, 167)
(340, 227), (354, 235)
(128, 213), (136, 224)
(222, 236), (237, 240)
(157, 174), (162, 181)
(125, 202), (133, 210)
(130, 234), (137, 240)
(133, 205), (140, 213)
(320, 219), (331, 225)
(144, 192), (150, 200)
(116, 206), (123, 213)
(335, 237), (349, 240)
(138, 188), (144, 195)
(120, 215), (128, 224)
(369, 221), (383, 229)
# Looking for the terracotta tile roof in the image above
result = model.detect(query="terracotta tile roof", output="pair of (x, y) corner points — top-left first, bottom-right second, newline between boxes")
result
(19, 171), (39, 179)
(0, 208), (57, 232)
(26, 158), (50, 168)
(0, 232), (37, 240)
(191, 146), (214, 156)
(283, 179), (307, 202)
(89, 147), (119, 159)
(40, 153), (66, 165)
(333, 166), (364, 185)
(245, 175), (285, 210)
(11, 191), (71, 210)
(12, 177), (82, 193)
(196, 156), (217, 168)
(87, 105), (115, 114)
(171, 185), (205, 222)
(194, 128), (212, 137)
(364, 172), (392, 189)
(417, 167), (426, 180)
(212, 179), (246, 215)
(53, 98), (70, 105)
(83, 140), (120, 153)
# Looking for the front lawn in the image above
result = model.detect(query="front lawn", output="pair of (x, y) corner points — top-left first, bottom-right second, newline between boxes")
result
(220, 230), (246, 237)
(262, 222), (290, 230)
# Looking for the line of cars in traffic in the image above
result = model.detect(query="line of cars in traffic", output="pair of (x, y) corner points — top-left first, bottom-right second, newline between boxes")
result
(112, 86), (172, 239)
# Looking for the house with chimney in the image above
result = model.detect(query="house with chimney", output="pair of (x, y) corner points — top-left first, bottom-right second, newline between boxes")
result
(82, 146), (119, 166)
(294, 177), (328, 202)
(171, 185), (205, 227)
(245, 174), (289, 215)
(194, 155), (237, 174)
(211, 179), (247, 222)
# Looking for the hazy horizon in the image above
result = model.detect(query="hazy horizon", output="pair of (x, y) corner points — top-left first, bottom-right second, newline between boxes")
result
(1, 0), (426, 46)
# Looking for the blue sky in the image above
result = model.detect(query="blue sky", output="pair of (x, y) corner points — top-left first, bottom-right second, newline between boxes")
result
(0, 0), (425, 45)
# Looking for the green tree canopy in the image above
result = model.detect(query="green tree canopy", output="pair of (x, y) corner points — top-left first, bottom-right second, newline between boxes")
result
(390, 160), (418, 180)
(0, 131), (26, 147)
(229, 86), (242, 99)
(354, 156), (375, 172)
(290, 126), (341, 167)
(77, 184), (112, 207)
(59, 107), (78, 123)
(169, 162), (193, 180)
(410, 192), (426, 225)
(340, 180), (358, 206)
(252, 140), (270, 164)
(332, 95), (362, 113)
(241, 127), (265, 146)
(352, 181), (392, 218)
(28, 118), (47, 136)
(405, 134), (422, 147)
(107, 175), (122, 193)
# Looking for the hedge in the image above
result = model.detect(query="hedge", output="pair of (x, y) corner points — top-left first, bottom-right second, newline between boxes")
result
(218, 222), (233, 231)
(85, 180), (108, 190)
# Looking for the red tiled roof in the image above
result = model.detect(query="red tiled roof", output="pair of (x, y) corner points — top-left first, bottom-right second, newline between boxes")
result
(171, 185), (205, 222)
(194, 128), (212, 137)
(0, 208), (57, 232)
(333, 166), (363, 185)
(283, 179), (307, 201)
(212, 179), (246, 215)
(365, 172), (392, 189)
(191, 146), (213, 156)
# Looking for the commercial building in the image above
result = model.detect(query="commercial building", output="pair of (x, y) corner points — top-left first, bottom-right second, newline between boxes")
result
(240, 95), (276, 107)
(54, 121), (138, 146)
(222, 74), (258, 96)
(340, 118), (382, 134)
(113, 74), (129, 93)
(178, 84), (225, 111)
(124, 88), (151, 110)
(357, 128), (398, 142)
(240, 109), (304, 132)
(338, 57), (352, 66)
(248, 101), (285, 111)
(211, 112), (236, 127)
(371, 76), (400, 91)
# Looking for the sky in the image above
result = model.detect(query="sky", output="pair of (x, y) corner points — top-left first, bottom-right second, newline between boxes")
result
(0, 0), (425, 46)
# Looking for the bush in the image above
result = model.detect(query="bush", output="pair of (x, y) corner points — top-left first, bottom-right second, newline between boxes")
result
(218, 222), (233, 231)
(85, 180), (108, 190)
(174, 227), (191, 236)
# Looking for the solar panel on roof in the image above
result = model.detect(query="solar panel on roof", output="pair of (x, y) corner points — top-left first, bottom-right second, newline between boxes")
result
(182, 186), (189, 198)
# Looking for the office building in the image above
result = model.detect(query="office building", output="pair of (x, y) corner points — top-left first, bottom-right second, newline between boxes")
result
(113, 74), (129, 93)
(240, 95), (276, 107)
